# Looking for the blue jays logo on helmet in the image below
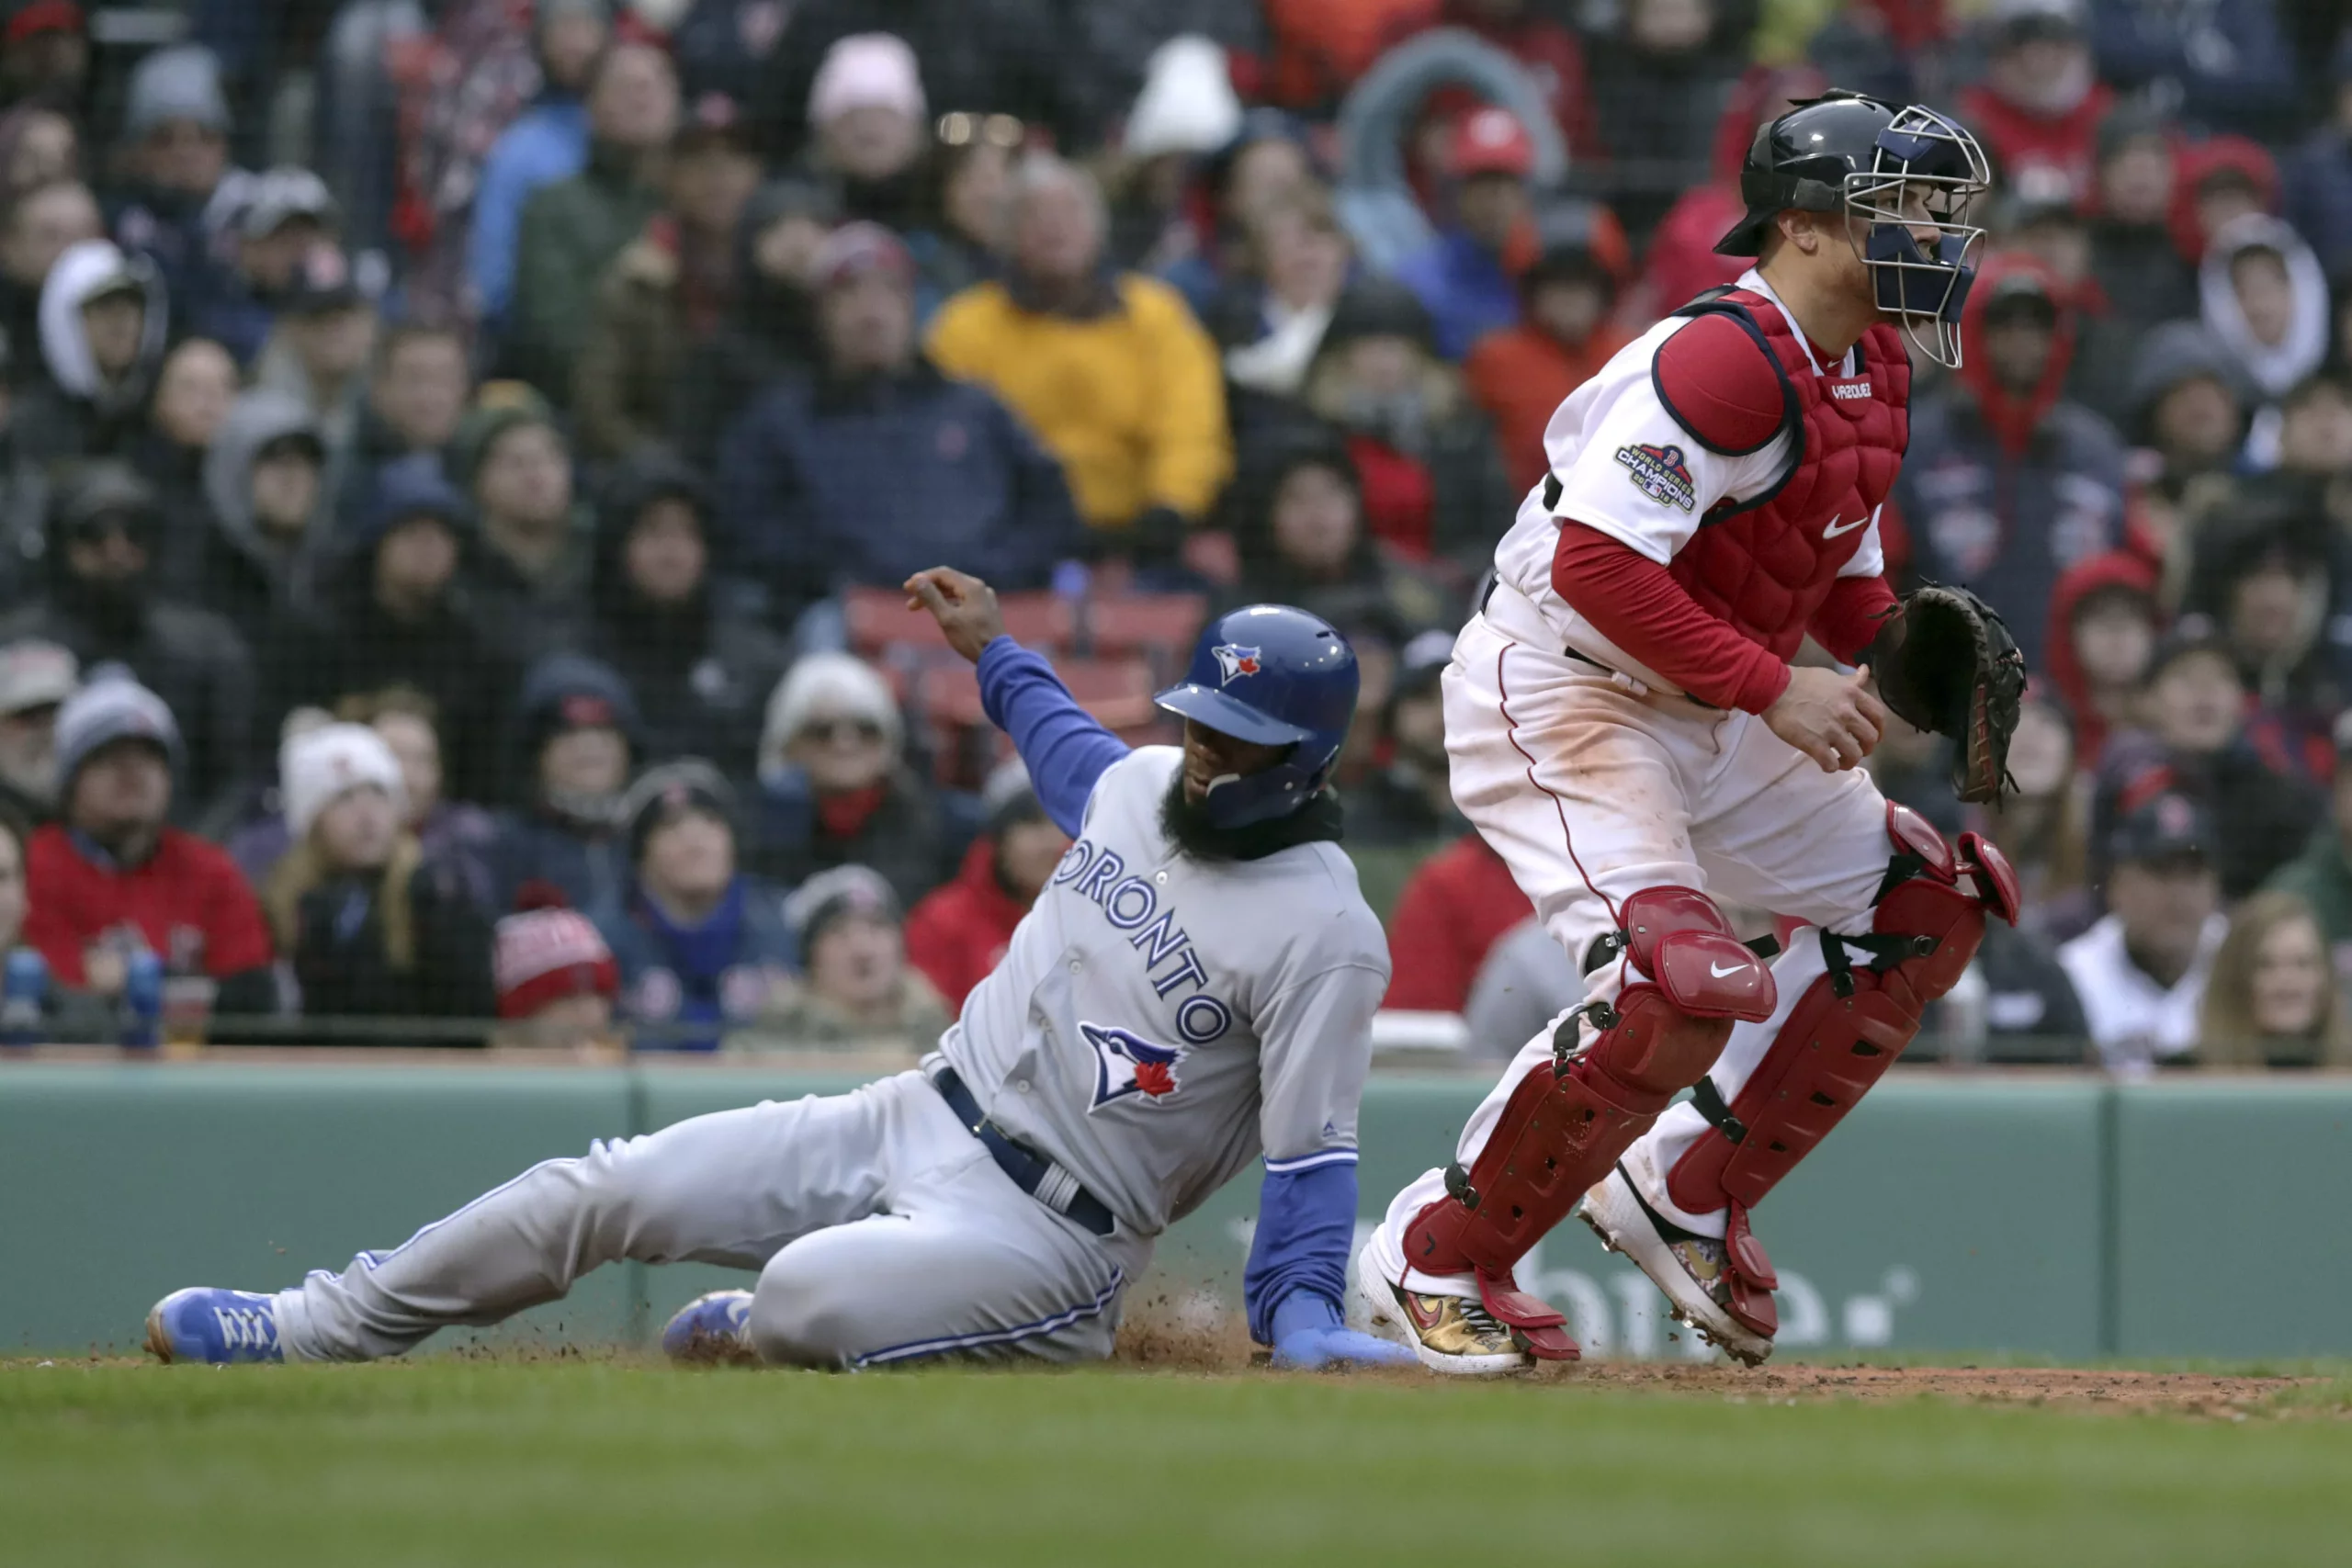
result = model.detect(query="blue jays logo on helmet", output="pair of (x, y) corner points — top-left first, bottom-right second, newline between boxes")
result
(1209, 644), (1261, 684)
(1081, 1021), (1186, 1111)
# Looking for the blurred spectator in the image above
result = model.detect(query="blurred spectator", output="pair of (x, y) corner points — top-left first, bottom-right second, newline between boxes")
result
(1964, 919), (2094, 1060)
(2056, 789), (2224, 1068)
(928, 153), (1231, 559)
(1957, 0), (2112, 199)
(0, 463), (254, 834)
(575, 92), (762, 461)
(908, 123), (1015, 311)
(1348, 629), (1462, 848)
(286, 459), (512, 806)
(251, 245), (378, 491)
(1997, 176), (2140, 424)
(1258, 0), (1442, 115)
(586, 449), (788, 784)
(670, 0), (796, 109)
(2107, 623), (2323, 897)
(1159, 110), (1317, 316)
(2264, 710), (2352, 975)
(600, 759), (796, 1052)
(2088, 0), (2296, 140)
(1586, 0), (1745, 240)
(1204, 186), (1352, 401)
(666, 178), (836, 468)
(107, 44), (244, 329)
(2284, 35), (2352, 282)
(193, 389), (331, 635)
(189, 165), (335, 368)
(0, 637), (72, 824)
(0, 2), (85, 114)
(2195, 888), (2351, 1067)
(453, 389), (588, 667)
(339, 323), (472, 525)
(1111, 36), (1246, 278)
(1383, 831), (1532, 1013)
(509, 41), (678, 400)
(1988, 695), (2096, 933)
(2045, 548), (2160, 760)
(751, 651), (948, 907)
(764, 861), (951, 1046)
(2178, 491), (2352, 737)
(1464, 235), (1630, 494)
(904, 761), (1067, 1010)
(1224, 431), (1447, 647)
(0, 179), (100, 383)
(721, 222), (1081, 621)
(1289, 279), (1513, 582)
(802, 33), (929, 231)
(2171, 135), (2278, 266)
(469, 0), (612, 332)
(350, 689), (501, 908)
(1635, 64), (1824, 323)
(132, 337), (238, 558)
(2198, 213), (2329, 462)
(19, 240), (169, 463)
(485, 653), (639, 913)
(23, 671), (277, 1020)
(1440, 0), (1599, 156)
(1393, 107), (1539, 362)
(264, 722), (495, 1035)
(2127, 321), (2249, 486)
(492, 895), (621, 1052)
(1905, 259), (2126, 671)
(2086, 105), (2196, 336)
(0, 792), (99, 1040)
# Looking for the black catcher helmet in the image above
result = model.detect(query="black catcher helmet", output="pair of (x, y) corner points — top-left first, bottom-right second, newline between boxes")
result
(1715, 89), (1992, 367)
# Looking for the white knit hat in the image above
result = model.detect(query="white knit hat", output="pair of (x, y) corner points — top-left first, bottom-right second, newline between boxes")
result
(283, 722), (407, 842)
(760, 653), (902, 777)
(808, 33), (926, 128)
(1124, 37), (1242, 160)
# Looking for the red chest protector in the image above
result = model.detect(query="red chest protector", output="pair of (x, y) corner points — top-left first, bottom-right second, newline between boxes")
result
(1653, 287), (1911, 660)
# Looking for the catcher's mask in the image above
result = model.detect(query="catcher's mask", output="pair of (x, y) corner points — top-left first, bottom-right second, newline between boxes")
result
(1717, 92), (1991, 370)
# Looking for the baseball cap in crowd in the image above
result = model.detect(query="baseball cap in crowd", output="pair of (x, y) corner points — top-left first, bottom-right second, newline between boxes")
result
(2139, 614), (2235, 686)
(282, 243), (366, 317)
(240, 166), (334, 241)
(51, 459), (161, 547)
(621, 759), (735, 863)
(807, 32), (926, 129)
(123, 44), (230, 141)
(1451, 106), (1534, 181)
(1992, 0), (2085, 45)
(519, 652), (641, 760)
(361, 455), (469, 547)
(979, 757), (1046, 835)
(495, 900), (620, 1020)
(783, 863), (899, 952)
(675, 90), (752, 154)
(812, 220), (914, 290)
(53, 665), (180, 785)
(281, 721), (406, 842)
(4, 3), (84, 47)
(451, 383), (560, 490)
(0, 638), (74, 716)
(2107, 790), (2212, 868)
(1981, 267), (2060, 328)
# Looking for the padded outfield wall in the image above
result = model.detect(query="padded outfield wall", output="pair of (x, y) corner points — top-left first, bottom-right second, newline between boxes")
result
(0, 1064), (2344, 1360)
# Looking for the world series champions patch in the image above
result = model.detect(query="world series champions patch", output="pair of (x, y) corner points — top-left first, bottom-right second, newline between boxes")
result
(1615, 442), (1697, 512)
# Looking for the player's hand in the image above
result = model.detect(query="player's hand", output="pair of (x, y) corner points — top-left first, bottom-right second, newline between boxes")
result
(1762, 664), (1887, 774)
(904, 567), (1009, 663)
(1269, 1325), (1420, 1371)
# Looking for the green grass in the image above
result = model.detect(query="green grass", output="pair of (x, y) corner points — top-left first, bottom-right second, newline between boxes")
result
(1, 1359), (2345, 1568)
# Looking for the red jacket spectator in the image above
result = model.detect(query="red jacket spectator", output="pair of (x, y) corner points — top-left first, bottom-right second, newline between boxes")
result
(1464, 241), (1632, 492)
(1257, 0), (1442, 111)
(905, 838), (1028, 1011)
(1955, 0), (2112, 201)
(1631, 65), (1826, 323)
(1433, 0), (1600, 160)
(1385, 832), (1532, 1014)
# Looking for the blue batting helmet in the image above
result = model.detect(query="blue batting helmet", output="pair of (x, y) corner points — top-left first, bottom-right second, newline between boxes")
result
(1153, 605), (1359, 829)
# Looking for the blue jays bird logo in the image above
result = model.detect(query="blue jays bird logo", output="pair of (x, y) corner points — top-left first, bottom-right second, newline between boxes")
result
(1080, 1021), (1187, 1111)
(1209, 643), (1261, 684)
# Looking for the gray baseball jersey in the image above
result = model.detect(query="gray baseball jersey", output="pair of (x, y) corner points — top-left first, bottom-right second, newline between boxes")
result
(937, 746), (1390, 1237)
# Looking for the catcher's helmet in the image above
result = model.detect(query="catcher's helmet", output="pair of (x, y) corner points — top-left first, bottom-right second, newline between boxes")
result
(1153, 605), (1359, 829)
(1715, 90), (1990, 368)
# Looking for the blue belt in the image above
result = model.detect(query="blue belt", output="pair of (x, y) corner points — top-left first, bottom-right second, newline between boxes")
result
(930, 1066), (1117, 1237)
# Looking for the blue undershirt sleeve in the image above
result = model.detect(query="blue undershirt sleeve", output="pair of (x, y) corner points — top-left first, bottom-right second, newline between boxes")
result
(976, 636), (1130, 838)
(1243, 1161), (1359, 1346)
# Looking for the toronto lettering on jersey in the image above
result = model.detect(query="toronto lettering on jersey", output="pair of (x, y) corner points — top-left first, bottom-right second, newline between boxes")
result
(1051, 838), (1234, 1046)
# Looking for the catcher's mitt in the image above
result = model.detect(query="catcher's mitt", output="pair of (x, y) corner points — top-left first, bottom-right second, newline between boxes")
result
(1875, 585), (2027, 804)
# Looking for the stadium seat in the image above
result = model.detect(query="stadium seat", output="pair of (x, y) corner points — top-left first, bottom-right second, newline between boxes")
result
(1082, 593), (1207, 680)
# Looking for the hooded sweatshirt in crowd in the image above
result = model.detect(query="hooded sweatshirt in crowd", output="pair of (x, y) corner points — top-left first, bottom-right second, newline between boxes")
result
(1902, 256), (2128, 671)
(484, 651), (642, 913)
(192, 389), (334, 635)
(2198, 212), (2330, 466)
(16, 241), (171, 465)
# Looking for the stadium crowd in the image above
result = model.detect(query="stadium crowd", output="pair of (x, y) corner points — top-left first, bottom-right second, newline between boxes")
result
(0, 0), (2344, 1069)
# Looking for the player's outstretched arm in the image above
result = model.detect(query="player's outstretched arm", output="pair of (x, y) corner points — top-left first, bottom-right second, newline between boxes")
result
(905, 567), (1129, 837)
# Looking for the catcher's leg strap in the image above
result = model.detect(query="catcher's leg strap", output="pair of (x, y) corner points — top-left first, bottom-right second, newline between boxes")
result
(1404, 886), (1774, 1357)
(1662, 807), (2019, 1337)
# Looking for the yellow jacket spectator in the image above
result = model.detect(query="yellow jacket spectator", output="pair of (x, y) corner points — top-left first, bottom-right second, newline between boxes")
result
(927, 154), (1231, 546)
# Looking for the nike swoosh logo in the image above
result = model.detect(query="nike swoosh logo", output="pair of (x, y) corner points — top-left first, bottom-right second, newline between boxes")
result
(1710, 961), (1747, 978)
(1822, 514), (1871, 539)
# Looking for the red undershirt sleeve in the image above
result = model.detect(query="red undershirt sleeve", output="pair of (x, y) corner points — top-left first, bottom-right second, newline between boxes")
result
(1550, 522), (1792, 714)
(1808, 573), (1901, 667)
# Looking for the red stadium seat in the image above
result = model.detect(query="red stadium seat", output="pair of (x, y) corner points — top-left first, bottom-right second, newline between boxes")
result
(1083, 593), (1207, 680)
(842, 586), (1075, 660)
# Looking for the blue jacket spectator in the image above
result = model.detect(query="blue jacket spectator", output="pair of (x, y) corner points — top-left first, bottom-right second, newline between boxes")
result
(1391, 107), (1539, 362)
(2089, 0), (2298, 139)
(717, 222), (1080, 622)
(596, 760), (797, 1052)
(469, 46), (595, 330)
(2283, 37), (2352, 284)
(485, 653), (640, 913)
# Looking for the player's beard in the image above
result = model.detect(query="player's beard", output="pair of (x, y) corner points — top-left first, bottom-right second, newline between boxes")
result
(1157, 774), (1346, 862)
(1158, 774), (1238, 862)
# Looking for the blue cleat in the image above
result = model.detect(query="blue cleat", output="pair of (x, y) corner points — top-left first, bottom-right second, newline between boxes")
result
(144, 1287), (285, 1364)
(662, 1290), (757, 1366)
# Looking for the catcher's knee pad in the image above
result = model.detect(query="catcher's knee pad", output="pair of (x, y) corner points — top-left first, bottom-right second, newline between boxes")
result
(1666, 805), (2019, 1238)
(1405, 887), (1775, 1298)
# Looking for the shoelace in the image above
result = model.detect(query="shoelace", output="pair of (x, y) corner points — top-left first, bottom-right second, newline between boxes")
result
(211, 1306), (277, 1351)
(1454, 1297), (1510, 1338)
